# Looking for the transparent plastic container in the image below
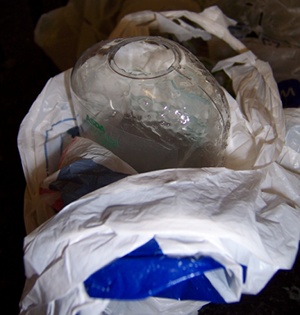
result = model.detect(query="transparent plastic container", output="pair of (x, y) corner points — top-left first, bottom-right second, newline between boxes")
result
(70, 36), (230, 172)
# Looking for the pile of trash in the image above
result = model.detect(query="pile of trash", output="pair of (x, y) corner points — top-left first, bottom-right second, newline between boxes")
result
(18, 4), (300, 315)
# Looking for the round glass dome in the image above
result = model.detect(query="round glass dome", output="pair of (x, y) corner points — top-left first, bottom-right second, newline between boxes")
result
(71, 36), (230, 173)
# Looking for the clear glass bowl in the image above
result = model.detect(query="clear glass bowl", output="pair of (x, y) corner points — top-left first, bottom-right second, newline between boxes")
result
(70, 36), (230, 173)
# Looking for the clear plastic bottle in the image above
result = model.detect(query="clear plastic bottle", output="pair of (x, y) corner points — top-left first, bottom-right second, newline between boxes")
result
(70, 36), (230, 172)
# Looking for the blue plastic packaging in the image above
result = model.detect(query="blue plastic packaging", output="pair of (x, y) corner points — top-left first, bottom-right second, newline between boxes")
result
(84, 238), (228, 303)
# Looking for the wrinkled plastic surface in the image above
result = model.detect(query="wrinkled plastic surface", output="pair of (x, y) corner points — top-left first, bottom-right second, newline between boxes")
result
(18, 6), (300, 315)
(283, 107), (300, 154)
(84, 238), (228, 302)
(202, 1), (300, 108)
(18, 64), (300, 315)
(203, 0), (300, 48)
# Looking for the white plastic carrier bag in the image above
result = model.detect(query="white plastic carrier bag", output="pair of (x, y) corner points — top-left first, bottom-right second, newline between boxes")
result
(18, 6), (300, 315)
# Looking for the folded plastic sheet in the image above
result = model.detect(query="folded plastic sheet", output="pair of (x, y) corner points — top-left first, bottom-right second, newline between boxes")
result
(84, 238), (229, 302)
(19, 162), (300, 314)
(18, 6), (300, 315)
(108, 7), (247, 53)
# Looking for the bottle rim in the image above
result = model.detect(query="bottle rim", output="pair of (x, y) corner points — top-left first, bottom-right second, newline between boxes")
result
(108, 36), (181, 79)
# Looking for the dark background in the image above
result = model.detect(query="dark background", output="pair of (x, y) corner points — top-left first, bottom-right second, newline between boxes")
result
(0, 1), (299, 314)
(0, 1), (66, 314)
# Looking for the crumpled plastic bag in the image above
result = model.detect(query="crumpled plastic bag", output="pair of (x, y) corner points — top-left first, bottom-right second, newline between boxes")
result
(108, 6), (247, 53)
(202, 0), (300, 48)
(18, 6), (300, 315)
(202, 0), (300, 107)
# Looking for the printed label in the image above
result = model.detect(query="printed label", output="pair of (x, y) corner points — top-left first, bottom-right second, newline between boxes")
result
(86, 115), (119, 148)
